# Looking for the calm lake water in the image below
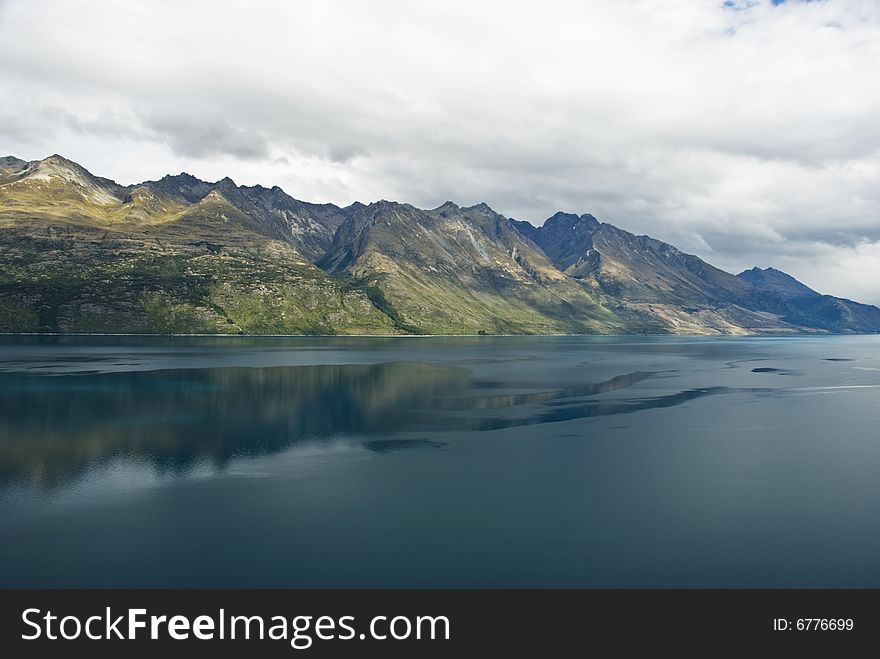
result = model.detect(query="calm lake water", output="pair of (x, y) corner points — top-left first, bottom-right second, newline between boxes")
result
(1, 335), (879, 587)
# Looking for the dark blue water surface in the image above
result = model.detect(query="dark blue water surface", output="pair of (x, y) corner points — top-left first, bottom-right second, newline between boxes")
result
(1, 335), (879, 587)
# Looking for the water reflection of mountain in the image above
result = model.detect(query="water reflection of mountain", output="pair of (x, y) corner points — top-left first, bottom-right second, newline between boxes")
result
(0, 359), (728, 490)
(0, 362), (467, 488)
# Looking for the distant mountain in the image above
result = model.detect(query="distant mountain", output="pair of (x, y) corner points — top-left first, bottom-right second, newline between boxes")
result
(2, 154), (878, 335)
(737, 267), (819, 300)
(738, 267), (880, 333)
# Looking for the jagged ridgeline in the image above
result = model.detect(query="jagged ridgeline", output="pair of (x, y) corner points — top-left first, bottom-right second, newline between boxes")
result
(1, 155), (879, 335)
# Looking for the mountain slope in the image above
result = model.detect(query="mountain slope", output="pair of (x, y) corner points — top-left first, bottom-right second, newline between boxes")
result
(319, 201), (628, 334)
(2, 153), (878, 335)
(141, 174), (344, 262)
(520, 212), (799, 333)
(518, 213), (880, 334)
(0, 156), (395, 334)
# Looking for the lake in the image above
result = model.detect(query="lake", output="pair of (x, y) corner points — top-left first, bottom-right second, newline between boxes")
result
(1, 334), (879, 587)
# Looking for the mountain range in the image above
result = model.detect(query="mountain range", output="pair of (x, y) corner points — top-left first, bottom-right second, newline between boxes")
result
(1, 154), (878, 335)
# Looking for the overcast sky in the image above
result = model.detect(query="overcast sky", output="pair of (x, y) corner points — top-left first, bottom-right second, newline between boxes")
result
(1, 0), (879, 302)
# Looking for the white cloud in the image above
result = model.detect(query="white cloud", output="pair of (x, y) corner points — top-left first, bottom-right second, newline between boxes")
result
(1, 0), (878, 302)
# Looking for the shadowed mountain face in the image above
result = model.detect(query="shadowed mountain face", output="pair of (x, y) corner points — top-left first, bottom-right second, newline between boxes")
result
(738, 267), (880, 333)
(737, 266), (819, 300)
(1, 154), (879, 335)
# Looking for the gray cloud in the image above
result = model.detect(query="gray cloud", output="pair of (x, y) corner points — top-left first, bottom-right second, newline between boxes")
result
(1, 0), (879, 303)
(140, 111), (271, 160)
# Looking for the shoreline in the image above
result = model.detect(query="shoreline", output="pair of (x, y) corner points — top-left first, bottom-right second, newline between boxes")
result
(2, 331), (876, 339)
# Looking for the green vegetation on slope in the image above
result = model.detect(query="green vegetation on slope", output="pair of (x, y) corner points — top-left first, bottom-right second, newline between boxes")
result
(4, 154), (879, 335)
(320, 201), (628, 335)
(0, 223), (397, 335)
(0, 156), (399, 334)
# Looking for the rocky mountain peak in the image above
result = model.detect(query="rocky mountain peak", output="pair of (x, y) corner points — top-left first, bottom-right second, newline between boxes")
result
(435, 201), (460, 215)
(0, 155), (27, 170)
(163, 172), (200, 182)
(737, 266), (820, 300)
(467, 202), (494, 213)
